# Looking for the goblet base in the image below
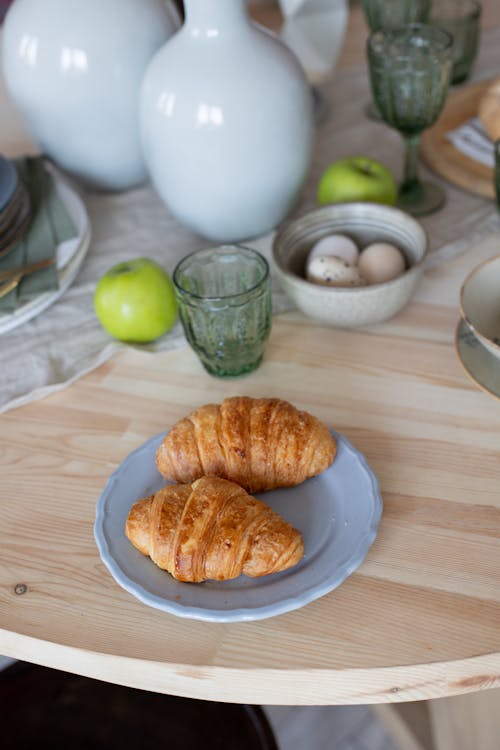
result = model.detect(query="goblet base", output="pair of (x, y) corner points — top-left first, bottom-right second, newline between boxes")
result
(397, 181), (446, 217)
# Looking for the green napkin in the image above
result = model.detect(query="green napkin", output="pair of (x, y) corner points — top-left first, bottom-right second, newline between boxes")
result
(0, 157), (78, 314)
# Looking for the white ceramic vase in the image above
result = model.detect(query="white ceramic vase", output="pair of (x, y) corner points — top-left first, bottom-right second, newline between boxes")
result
(140, 0), (314, 242)
(2, 0), (181, 191)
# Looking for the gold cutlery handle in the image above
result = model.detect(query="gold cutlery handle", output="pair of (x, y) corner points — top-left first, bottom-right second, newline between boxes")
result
(0, 273), (23, 299)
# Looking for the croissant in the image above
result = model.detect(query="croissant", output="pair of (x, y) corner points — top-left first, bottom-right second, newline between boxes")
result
(156, 396), (336, 493)
(125, 476), (304, 582)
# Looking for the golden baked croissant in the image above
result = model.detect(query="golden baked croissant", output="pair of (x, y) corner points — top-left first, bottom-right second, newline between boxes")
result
(125, 476), (304, 582)
(155, 396), (336, 493)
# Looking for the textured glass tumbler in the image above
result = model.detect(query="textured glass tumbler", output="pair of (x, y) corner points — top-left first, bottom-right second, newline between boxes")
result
(430, 0), (482, 85)
(173, 245), (272, 378)
(362, 0), (431, 119)
(368, 24), (453, 217)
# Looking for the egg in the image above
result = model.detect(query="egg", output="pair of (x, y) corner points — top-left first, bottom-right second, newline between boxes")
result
(358, 242), (406, 285)
(306, 255), (368, 287)
(307, 234), (360, 268)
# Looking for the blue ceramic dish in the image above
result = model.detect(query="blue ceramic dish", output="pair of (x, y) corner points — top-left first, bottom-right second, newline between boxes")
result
(94, 429), (383, 622)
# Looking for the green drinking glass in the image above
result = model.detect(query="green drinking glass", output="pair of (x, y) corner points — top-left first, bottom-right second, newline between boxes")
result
(362, 0), (432, 119)
(362, 0), (431, 32)
(367, 24), (453, 217)
(430, 0), (482, 85)
(173, 245), (272, 378)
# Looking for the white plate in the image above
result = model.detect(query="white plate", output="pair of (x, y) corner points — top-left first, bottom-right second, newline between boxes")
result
(94, 430), (383, 622)
(455, 319), (500, 401)
(0, 176), (90, 335)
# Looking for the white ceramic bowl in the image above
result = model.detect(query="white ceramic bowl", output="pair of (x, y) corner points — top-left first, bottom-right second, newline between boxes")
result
(460, 254), (500, 362)
(272, 203), (428, 328)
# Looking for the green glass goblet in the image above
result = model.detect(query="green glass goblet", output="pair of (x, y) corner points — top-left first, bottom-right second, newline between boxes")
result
(362, 0), (432, 119)
(367, 24), (453, 217)
(362, 0), (431, 33)
(430, 0), (482, 85)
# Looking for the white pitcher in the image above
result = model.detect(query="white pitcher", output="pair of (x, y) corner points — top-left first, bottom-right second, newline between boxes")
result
(2, 0), (181, 190)
(140, 0), (314, 242)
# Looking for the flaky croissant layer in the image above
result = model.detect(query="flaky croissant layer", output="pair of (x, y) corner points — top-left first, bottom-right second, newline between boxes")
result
(125, 476), (305, 582)
(156, 396), (336, 493)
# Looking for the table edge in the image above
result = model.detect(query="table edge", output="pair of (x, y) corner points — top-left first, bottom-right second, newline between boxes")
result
(2, 628), (499, 704)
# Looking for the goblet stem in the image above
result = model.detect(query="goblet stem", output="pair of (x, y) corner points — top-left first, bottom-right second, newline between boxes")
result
(401, 133), (421, 196)
(397, 130), (446, 216)
(397, 131), (446, 216)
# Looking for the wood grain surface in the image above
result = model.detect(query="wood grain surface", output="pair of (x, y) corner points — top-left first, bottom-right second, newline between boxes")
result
(421, 79), (495, 200)
(1, 0), (500, 719)
(1, 232), (499, 705)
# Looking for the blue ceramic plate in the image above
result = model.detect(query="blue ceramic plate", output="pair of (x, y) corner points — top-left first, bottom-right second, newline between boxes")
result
(94, 430), (382, 622)
(0, 156), (19, 214)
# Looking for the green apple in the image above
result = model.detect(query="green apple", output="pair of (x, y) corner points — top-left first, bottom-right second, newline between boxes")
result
(317, 156), (397, 206)
(94, 257), (177, 343)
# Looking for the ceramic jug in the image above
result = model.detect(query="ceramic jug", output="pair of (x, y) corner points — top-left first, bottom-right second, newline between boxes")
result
(140, 0), (314, 242)
(2, 0), (181, 191)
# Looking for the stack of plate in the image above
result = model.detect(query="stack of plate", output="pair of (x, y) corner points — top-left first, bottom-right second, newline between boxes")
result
(0, 155), (32, 259)
(456, 254), (500, 400)
(0, 160), (91, 335)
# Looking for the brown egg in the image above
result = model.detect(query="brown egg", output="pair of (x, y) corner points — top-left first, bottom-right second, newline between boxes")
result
(358, 242), (406, 284)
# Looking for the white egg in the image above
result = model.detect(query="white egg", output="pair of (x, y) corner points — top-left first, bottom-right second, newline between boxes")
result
(307, 255), (368, 287)
(307, 234), (360, 268)
(358, 242), (406, 285)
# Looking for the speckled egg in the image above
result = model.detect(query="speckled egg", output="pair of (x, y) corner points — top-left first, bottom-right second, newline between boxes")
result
(307, 234), (360, 267)
(358, 242), (406, 284)
(306, 255), (368, 287)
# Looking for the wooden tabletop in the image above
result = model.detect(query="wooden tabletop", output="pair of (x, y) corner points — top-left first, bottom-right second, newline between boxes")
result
(1, 229), (500, 704)
(1, 1), (500, 710)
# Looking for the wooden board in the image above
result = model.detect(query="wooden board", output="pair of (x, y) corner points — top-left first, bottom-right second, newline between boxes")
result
(421, 79), (495, 199)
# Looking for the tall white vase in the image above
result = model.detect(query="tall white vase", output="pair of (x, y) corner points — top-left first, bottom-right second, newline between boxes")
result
(2, 0), (181, 191)
(140, 0), (314, 242)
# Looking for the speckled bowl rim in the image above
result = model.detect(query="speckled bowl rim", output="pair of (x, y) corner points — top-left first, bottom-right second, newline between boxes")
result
(459, 253), (500, 357)
(272, 203), (429, 295)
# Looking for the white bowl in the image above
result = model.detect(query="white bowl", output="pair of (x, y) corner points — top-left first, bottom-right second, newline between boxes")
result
(460, 254), (500, 362)
(272, 203), (428, 328)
